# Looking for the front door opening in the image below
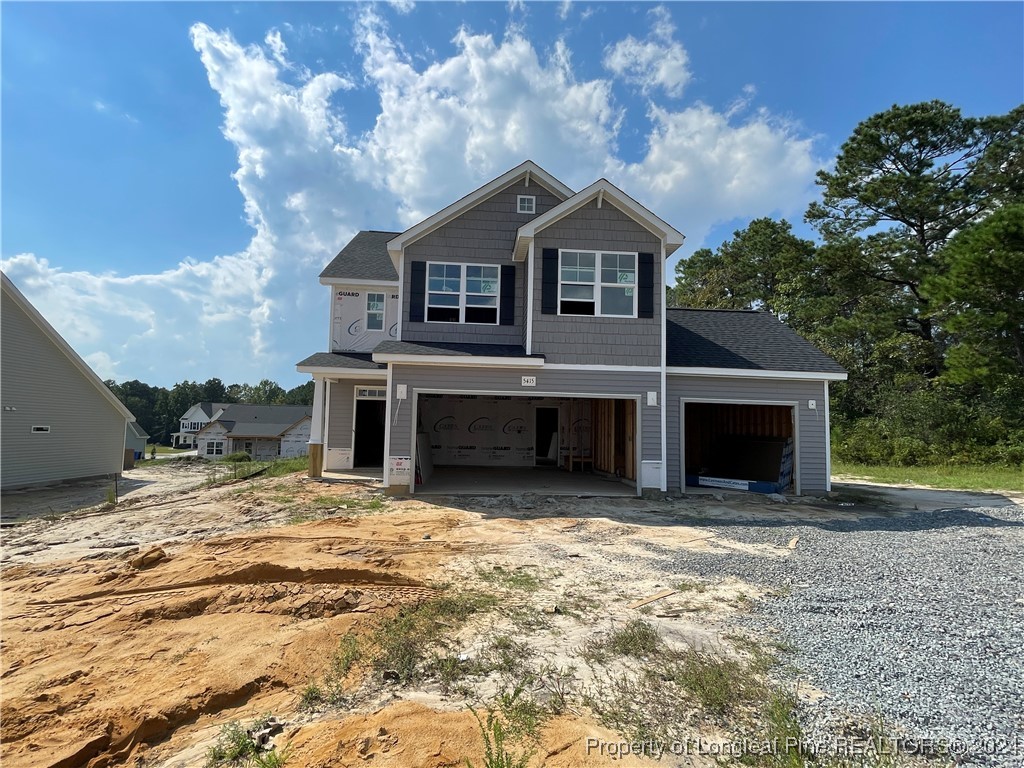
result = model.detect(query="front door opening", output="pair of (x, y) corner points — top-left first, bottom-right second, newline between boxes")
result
(354, 399), (386, 467)
(535, 407), (559, 465)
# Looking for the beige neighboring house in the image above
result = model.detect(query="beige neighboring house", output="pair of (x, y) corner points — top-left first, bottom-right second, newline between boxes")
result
(1, 273), (137, 490)
(172, 401), (232, 448)
(195, 404), (312, 460)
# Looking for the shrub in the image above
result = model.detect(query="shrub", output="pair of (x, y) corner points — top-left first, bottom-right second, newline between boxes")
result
(223, 451), (253, 463)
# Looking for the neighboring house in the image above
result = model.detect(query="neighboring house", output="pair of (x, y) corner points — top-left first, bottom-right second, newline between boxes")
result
(1, 273), (138, 490)
(194, 404), (312, 460)
(172, 401), (231, 448)
(297, 161), (846, 495)
(125, 422), (150, 460)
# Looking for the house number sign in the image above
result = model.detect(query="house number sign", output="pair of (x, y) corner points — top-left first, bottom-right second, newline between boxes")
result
(521, 376), (537, 387)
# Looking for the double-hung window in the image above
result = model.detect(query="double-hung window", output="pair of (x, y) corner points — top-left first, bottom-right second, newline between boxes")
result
(206, 440), (224, 456)
(427, 263), (499, 324)
(366, 292), (385, 331)
(558, 250), (637, 317)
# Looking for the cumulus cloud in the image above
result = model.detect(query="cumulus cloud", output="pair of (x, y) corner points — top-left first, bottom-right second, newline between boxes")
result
(603, 5), (690, 98)
(4, 7), (823, 387)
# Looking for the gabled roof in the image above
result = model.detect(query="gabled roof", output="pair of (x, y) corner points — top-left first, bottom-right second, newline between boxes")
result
(666, 308), (846, 376)
(1, 273), (136, 422)
(127, 421), (150, 439)
(387, 161), (574, 269)
(196, 404), (313, 439)
(319, 231), (400, 284)
(198, 402), (232, 419)
(513, 178), (685, 261)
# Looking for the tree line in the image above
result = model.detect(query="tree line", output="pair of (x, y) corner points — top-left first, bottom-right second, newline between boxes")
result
(669, 100), (1023, 467)
(106, 378), (314, 445)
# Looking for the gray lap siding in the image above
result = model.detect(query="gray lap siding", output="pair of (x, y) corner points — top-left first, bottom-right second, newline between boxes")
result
(531, 200), (663, 365)
(387, 365), (663, 482)
(327, 380), (385, 450)
(666, 376), (831, 494)
(401, 182), (562, 345)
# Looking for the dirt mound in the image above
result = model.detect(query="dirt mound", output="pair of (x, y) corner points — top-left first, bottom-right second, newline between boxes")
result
(0, 512), (453, 768)
(282, 701), (654, 768)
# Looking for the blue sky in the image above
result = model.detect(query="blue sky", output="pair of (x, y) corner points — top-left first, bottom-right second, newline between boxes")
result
(2, 1), (1021, 388)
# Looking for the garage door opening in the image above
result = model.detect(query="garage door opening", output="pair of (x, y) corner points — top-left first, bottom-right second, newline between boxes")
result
(412, 393), (638, 496)
(683, 401), (796, 494)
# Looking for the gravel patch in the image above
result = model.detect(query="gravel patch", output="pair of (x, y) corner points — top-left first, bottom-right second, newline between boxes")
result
(658, 503), (1024, 766)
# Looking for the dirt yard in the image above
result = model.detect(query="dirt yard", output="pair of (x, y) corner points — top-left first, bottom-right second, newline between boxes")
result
(2, 462), (1021, 768)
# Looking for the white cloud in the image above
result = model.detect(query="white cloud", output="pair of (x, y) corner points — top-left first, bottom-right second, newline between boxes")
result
(558, 0), (572, 20)
(603, 5), (690, 98)
(5, 9), (822, 388)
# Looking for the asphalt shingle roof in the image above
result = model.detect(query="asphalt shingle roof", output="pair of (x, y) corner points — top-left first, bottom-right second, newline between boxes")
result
(666, 308), (845, 374)
(295, 352), (385, 370)
(319, 231), (400, 282)
(205, 404), (313, 438)
(373, 340), (541, 358)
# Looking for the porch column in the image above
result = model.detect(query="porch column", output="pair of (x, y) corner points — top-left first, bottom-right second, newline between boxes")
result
(308, 376), (326, 478)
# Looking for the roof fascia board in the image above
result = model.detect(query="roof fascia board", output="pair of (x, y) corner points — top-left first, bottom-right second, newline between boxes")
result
(296, 366), (387, 377)
(1, 273), (136, 422)
(372, 353), (545, 368)
(387, 162), (574, 259)
(667, 366), (847, 381)
(319, 277), (399, 287)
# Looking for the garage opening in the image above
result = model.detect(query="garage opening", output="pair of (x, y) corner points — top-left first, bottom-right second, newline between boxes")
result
(683, 402), (795, 494)
(413, 394), (638, 495)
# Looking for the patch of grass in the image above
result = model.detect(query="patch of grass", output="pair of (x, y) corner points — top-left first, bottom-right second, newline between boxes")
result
(146, 444), (190, 454)
(673, 579), (707, 594)
(582, 619), (661, 663)
(493, 682), (546, 741)
(832, 461), (1023, 492)
(657, 647), (755, 716)
(370, 589), (498, 686)
(466, 706), (533, 768)
(477, 565), (543, 592)
(300, 633), (362, 711)
(206, 720), (257, 765)
(485, 635), (533, 677)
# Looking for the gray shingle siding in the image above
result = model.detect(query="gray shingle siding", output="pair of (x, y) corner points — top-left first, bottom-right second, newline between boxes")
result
(666, 376), (831, 493)
(531, 200), (663, 365)
(401, 182), (562, 344)
(387, 365), (662, 482)
(1, 290), (128, 490)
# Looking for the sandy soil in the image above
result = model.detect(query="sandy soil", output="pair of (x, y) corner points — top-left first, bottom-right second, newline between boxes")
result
(3, 464), (1014, 768)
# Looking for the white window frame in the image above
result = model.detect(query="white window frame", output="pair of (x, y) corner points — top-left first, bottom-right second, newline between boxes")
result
(517, 195), (536, 215)
(425, 261), (501, 325)
(557, 249), (638, 318)
(365, 292), (386, 332)
(206, 440), (225, 456)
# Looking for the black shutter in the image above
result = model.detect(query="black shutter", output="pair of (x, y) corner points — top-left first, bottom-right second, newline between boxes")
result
(409, 261), (426, 323)
(500, 264), (516, 326)
(638, 252), (655, 318)
(541, 248), (558, 315)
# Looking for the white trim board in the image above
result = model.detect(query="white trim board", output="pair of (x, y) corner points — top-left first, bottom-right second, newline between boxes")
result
(668, 367), (847, 381)
(543, 364), (663, 372)
(372, 354), (545, 368)
(678, 397), (801, 496)
(319, 277), (399, 287)
(296, 367), (387, 378)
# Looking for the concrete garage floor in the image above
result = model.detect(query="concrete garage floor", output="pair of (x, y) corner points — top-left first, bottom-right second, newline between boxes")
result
(415, 466), (636, 496)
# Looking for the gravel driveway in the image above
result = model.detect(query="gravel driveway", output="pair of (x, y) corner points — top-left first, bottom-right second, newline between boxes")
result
(663, 501), (1024, 766)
